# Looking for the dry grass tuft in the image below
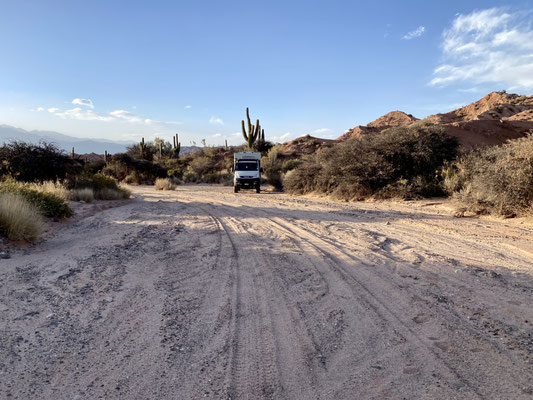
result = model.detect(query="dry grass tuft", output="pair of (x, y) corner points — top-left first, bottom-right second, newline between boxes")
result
(30, 181), (70, 200)
(69, 188), (94, 203)
(0, 193), (44, 241)
(154, 178), (176, 190)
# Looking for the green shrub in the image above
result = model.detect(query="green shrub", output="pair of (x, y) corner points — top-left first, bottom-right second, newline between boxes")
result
(0, 193), (44, 241)
(281, 159), (302, 173)
(0, 179), (73, 218)
(285, 124), (459, 200)
(447, 135), (533, 216)
(0, 141), (81, 183)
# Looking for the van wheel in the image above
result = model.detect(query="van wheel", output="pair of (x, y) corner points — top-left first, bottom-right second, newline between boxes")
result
(255, 183), (260, 193)
(234, 186), (239, 193)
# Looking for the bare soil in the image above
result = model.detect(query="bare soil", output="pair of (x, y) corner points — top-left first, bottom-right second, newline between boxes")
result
(1, 185), (533, 399)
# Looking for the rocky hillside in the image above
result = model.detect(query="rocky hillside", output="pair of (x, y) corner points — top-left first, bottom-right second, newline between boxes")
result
(338, 111), (418, 141)
(278, 135), (337, 158)
(337, 92), (533, 148)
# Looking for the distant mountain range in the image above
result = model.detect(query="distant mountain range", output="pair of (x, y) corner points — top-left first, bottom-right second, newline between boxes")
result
(0, 125), (201, 155)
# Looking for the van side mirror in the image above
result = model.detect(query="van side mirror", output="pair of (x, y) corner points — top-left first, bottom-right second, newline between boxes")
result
(260, 167), (264, 173)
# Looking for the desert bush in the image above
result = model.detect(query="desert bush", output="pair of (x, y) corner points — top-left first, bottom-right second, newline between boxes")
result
(0, 193), (44, 241)
(155, 178), (176, 190)
(69, 188), (94, 203)
(285, 124), (459, 200)
(447, 135), (533, 216)
(102, 153), (166, 184)
(0, 179), (73, 218)
(0, 141), (81, 183)
(182, 167), (200, 183)
(262, 146), (283, 190)
(281, 159), (302, 173)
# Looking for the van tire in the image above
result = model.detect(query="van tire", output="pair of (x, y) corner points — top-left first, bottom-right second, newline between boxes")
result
(255, 182), (260, 193)
(234, 185), (239, 193)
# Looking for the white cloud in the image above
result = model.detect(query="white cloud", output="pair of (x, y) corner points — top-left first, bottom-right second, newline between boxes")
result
(184, 105), (191, 109)
(110, 109), (144, 123)
(209, 116), (224, 125)
(36, 106), (44, 112)
(430, 8), (533, 90)
(47, 107), (60, 113)
(213, 133), (222, 137)
(403, 26), (425, 40)
(313, 128), (331, 134)
(53, 107), (115, 122)
(72, 98), (94, 108)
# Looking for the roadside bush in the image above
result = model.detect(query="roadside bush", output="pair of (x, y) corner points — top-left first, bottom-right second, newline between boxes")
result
(285, 124), (459, 200)
(102, 153), (166, 184)
(281, 159), (302, 174)
(95, 187), (131, 200)
(0, 179), (73, 218)
(155, 178), (176, 190)
(446, 135), (533, 216)
(262, 146), (283, 190)
(0, 141), (81, 183)
(0, 193), (44, 241)
(67, 173), (130, 200)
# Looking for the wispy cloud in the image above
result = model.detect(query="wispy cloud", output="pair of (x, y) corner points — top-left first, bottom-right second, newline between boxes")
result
(313, 128), (331, 134)
(72, 98), (94, 108)
(36, 106), (44, 112)
(52, 107), (115, 122)
(110, 109), (154, 125)
(209, 116), (224, 125)
(184, 105), (191, 109)
(430, 8), (533, 90)
(44, 102), (180, 127)
(403, 26), (425, 40)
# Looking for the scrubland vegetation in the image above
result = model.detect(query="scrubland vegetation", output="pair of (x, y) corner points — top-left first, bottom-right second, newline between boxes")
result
(284, 123), (459, 200)
(0, 142), (129, 241)
(443, 134), (533, 217)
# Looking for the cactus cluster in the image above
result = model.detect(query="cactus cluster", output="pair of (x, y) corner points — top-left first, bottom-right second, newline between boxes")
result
(242, 107), (262, 149)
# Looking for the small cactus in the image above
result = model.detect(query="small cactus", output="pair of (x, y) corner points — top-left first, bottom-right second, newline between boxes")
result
(225, 139), (228, 150)
(104, 150), (108, 163)
(71, 147), (75, 159)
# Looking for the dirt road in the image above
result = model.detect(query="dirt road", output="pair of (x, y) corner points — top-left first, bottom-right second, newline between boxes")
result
(1, 185), (532, 399)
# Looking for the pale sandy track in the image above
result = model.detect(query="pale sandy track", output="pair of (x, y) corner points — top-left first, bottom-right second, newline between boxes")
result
(1, 184), (532, 399)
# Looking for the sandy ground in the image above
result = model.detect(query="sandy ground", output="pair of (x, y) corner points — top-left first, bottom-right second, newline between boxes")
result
(1, 184), (532, 399)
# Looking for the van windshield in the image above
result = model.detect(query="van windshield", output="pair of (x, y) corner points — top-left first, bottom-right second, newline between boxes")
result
(235, 161), (258, 171)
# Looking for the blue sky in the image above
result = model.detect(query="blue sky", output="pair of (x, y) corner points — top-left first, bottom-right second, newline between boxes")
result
(1, 0), (533, 145)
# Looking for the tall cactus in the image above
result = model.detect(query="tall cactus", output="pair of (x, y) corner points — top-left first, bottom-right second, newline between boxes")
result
(139, 137), (146, 157)
(172, 133), (181, 158)
(242, 107), (260, 149)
